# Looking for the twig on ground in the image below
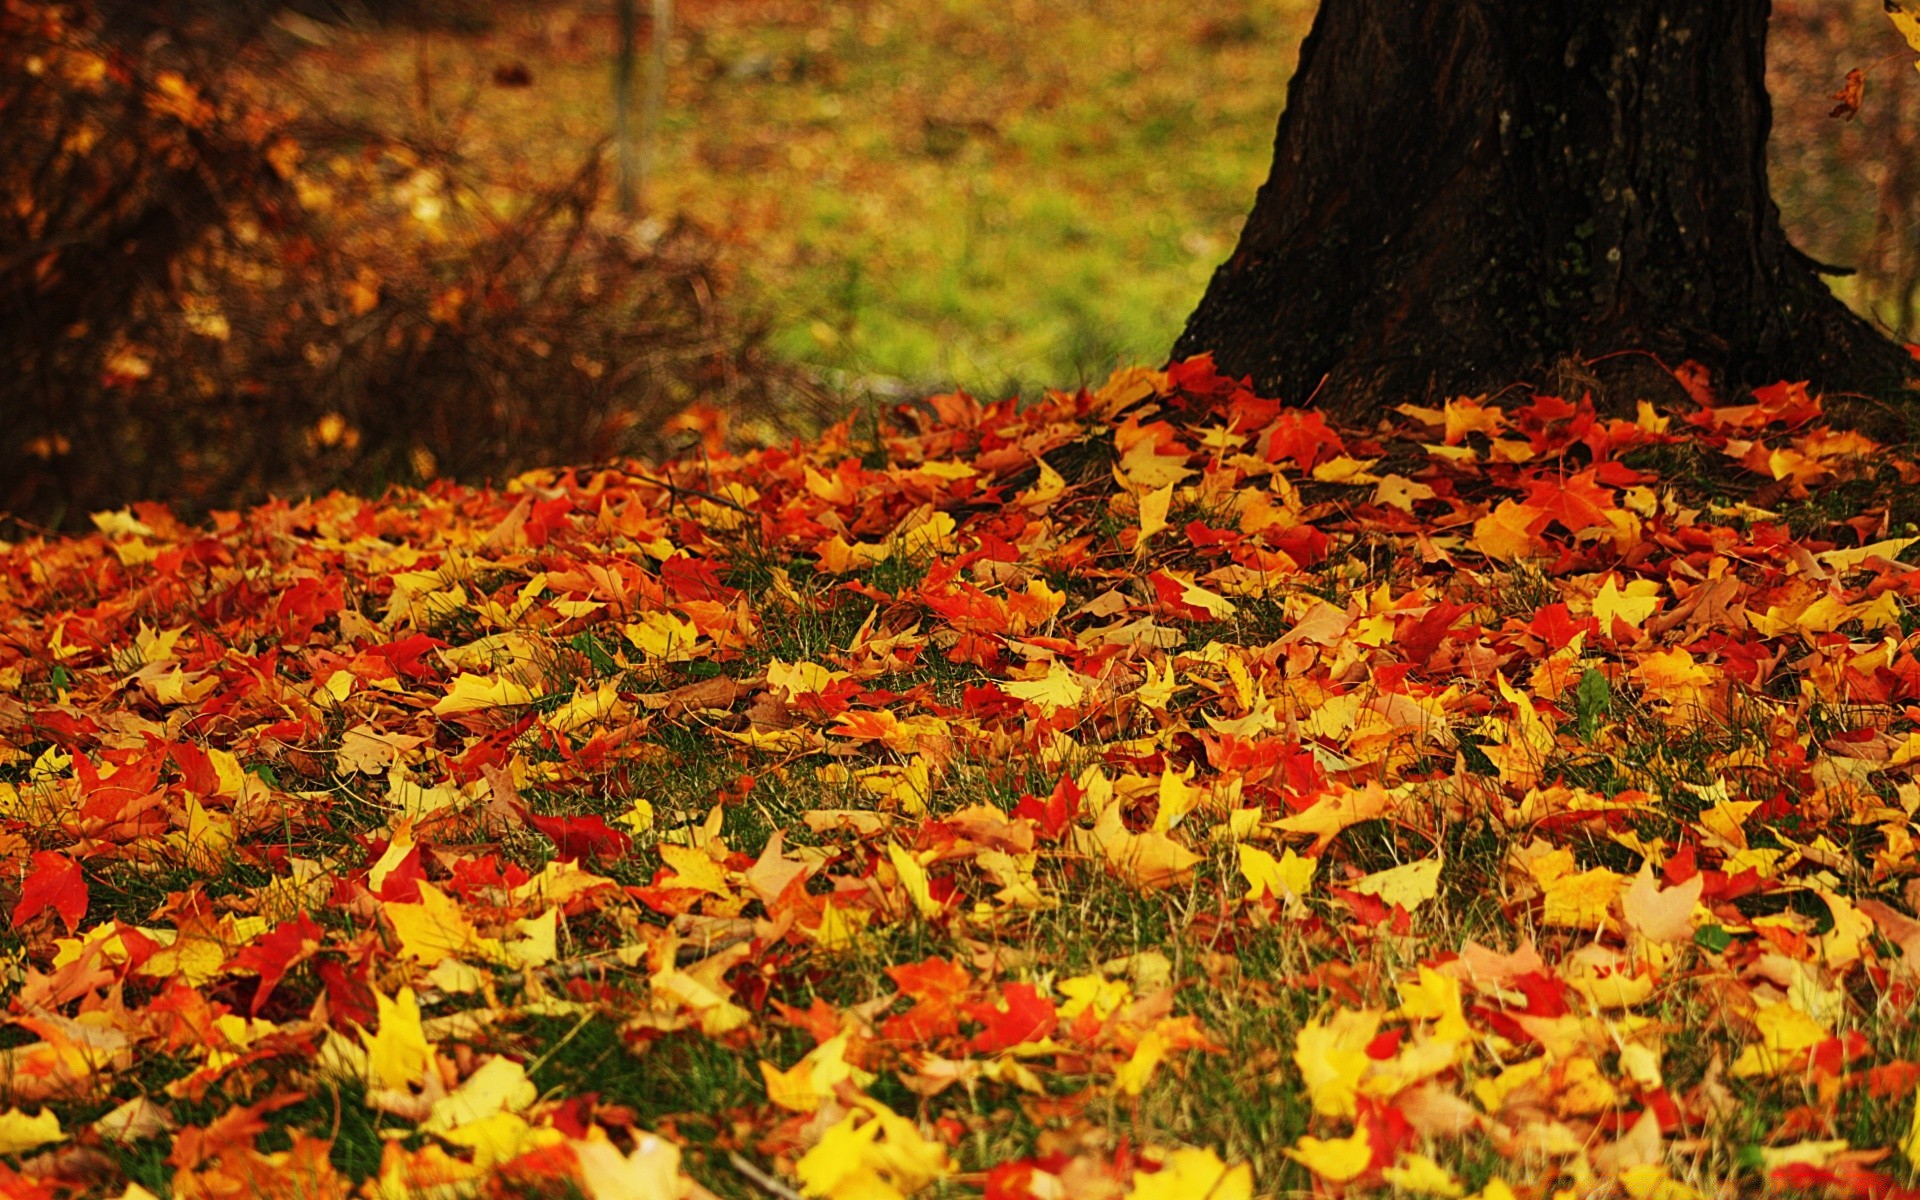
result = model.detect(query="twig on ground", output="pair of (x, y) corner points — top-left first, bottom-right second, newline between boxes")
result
(727, 1152), (803, 1200)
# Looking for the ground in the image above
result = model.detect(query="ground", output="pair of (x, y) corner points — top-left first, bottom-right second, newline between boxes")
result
(273, 0), (1920, 400)
(8, 359), (1920, 1198)
(273, 0), (1346, 394)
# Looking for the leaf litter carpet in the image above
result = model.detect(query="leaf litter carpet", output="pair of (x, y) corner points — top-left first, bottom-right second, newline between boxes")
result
(6, 360), (1920, 1197)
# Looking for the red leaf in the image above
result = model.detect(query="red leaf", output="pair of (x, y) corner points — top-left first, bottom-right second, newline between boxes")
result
(966, 982), (1057, 1053)
(11, 851), (86, 935)
(519, 809), (632, 862)
(661, 556), (740, 603)
(229, 913), (324, 1015)
(1013, 776), (1080, 842)
(883, 957), (973, 1042)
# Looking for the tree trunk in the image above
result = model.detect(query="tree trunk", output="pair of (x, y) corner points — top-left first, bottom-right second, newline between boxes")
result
(1173, 0), (1914, 412)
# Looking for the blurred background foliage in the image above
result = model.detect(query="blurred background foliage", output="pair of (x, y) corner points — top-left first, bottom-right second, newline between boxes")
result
(4, 0), (1917, 527)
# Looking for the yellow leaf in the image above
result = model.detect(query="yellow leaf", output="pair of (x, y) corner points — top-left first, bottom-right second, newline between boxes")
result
(767, 659), (849, 701)
(1113, 1029), (1166, 1097)
(1294, 1009), (1381, 1118)
(659, 843), (731, 897)
(432, 673), (536, 716)
(1373, 474), (1437, 513)
(1395, 966), (1471, 1043)
(1530, 857), (1624, 931)
(1473, 1056), (1548, 1112)
(503, 908), (558, 969)
(1057, 974), (1132, 1020)
(424, 1055), (536, 1132)
(1151, 764), (1199, 833)
(1619, 1164), (1706, 1200)
(1731, 1001), (1831, 1077)
(1472, 500), (1545, 561)
(572, 1130), (688, 1200)
(1632, 647), (1713, 708)
(384, 882), (503, 966)
(0, 1108), (63, 1156)
(1083, 804), (1202, 890)
(761, 1031), (876, 1113)
(795, 1097), (949, 1199)
(1125, 1147), (1252, 1200)
(807, 902), (872, 952)
(623, 611), (703, 662)
(1890, 1), (1920, 61)
(1381, 1152), (1464, 1197)
(1311, 455), (1381, 484)
(1001, 660), (1091, 714)
(367, 818), (417, 894)
(1349, 856), (1443, 911)
(1137, 483), (1174, 548)
(1239, 843), (1317, 903)
(1271, 784), (1392, 852)
(616, 798), (655, 834)
(1591, 575), (1661, 633)
(441, 1113), (556, 1171)
(547, 681), (623, 734)
(361, 986), (433, 1091)
(1018, 457), (1067, 509)
(886, 844), (943, 919)
(137, 926), (229, 987)
(1158, 570), (1237, 619)
(1284, 1126), (1372, 1182)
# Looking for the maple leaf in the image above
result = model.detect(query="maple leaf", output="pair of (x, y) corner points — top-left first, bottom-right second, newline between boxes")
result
(1294, 1010), (1381, 1117)
(1620, 864), (1701, 945)
(423, 1056), (536, 1132)
(359, 986), (433, 1092)
(1471, 500), (1548, 561)
(572, 1131), (691, 1200)
(1148, 570), (1237, 621)
(1126, 1147), (1253, 1200)
(1136, 482), (1174, 549)
(522, 809), (633, 863)
(1527, 851), (1624, 931)
(1001, 659), (1092, 715)
(886, 844), (944, 919)
(11, 851), (87, 935)
(1830, 68), (1866, 120)
(967, 983), (1058, 1054)
(883, 958), (972, 1042)
(761, 1030), (876, 1113)
(432, 672), (537, 716)
(1081, 803), (1203, 890)
(1239, 844), (1316, 904)
(228, 913), (324, 1015)
(1889, 2), (1920, 67)
(795, 1097), (949, 1199)
(1271, 784), (1392, 853)
(1113, 1028), (1167, 1096)
(1284, 1126), (1372, 1182)
(384, 881), (503, 966)
(0, 1108), (63, 1156)
(1381, 1152), (1462, 1196)
(1347, 856), (1443, 912)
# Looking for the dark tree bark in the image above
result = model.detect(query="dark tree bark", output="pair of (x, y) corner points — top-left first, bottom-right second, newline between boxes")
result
(1174, 0), (1915, 412)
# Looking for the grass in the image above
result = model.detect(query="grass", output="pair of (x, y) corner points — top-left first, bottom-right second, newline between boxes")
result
(276, 0), (1314, 396)
(268, 0), (1918, 412)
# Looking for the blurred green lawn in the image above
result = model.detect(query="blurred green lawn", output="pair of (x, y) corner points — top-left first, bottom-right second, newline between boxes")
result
(288, 0), (1316, 397)
(287, 0), (1915, 402)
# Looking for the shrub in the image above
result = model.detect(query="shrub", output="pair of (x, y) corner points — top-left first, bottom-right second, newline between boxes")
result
(1, 0), (819, 530)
